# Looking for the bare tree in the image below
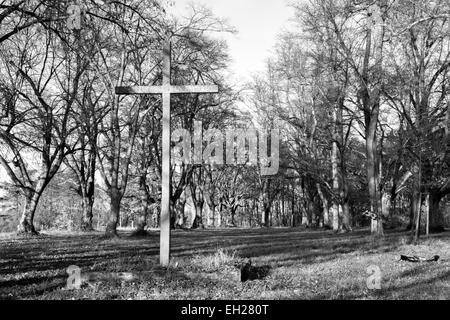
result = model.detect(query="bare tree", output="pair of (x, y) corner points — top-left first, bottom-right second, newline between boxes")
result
(0, 24), (86, 234)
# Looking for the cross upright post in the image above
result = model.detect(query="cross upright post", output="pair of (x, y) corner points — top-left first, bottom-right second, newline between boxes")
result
(115, 38), (218, 267)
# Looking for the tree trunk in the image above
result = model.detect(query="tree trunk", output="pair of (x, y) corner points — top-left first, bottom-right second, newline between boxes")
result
(301, 199), (309, 226)
(330, 127), (341, 231)
(390, 193), (397, 219)
(105, 189), (121, 237)
(342, 200), (351, 231)
(330, 203), (340, 231)
(407, 190), (419, 230)
(209, 204), (216, 227)
(205, 203), (211, 227)
(429, 192), (445, 232)
(339, 175), (352, 232)
(263, 200), (271, 227)
(80, 193), (94, 231)
(291, 189), (295, 227)
(191, 200), (204, 229)
(308, 198), (318, 227)
(261, 179), (272, 227)
(205, 195), (216, 227)
(381, 190), (391, 229)
(134, 197), (154, 236)
(174, 195), (186, 229)
(360, 3), (384, 237)
(316, 183), (329, 228)
(135, 208), (148, 233)
(258, 197), (264, 226)
(17, 192), (40, 235)
(230, 207), (237, 226)
(367, 125), (383, 236)
(276, 200), (280, 226)
(414, 193), (422, 242)
(217, 206), (221, 227)
(381, 191), (390, 218)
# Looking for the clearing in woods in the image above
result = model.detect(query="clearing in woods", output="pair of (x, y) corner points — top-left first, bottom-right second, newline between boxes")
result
(0, 228), (448, 300)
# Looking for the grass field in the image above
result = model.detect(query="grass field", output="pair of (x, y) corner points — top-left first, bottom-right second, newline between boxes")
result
(0, 228), (448, 300)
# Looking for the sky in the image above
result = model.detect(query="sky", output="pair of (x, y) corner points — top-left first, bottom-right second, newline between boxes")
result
(167, 0), (294, 84)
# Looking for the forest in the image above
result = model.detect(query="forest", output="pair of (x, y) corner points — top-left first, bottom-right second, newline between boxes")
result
(0, 0), (449, 300)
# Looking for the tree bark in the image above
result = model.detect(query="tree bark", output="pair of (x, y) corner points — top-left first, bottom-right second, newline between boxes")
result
(79, 176), (95, 231)
(342, 200), (351, 231)
(291, 187), (295, 227)
(174, 196), (186, 229)
(191, 200), (204, 229)
(80, 194), (94, 231)
(105, 189), (121, 237)
(407, 190), (420, 230)
(316, 183), (329, 228)
(261, 179), (273, 227)
(135, 209), (148, 233)
(17, 192), (40, 235)
(134, 193), (155, 235)
(263, 200), (271, 227)
(330, 117), (341, 231)
(209, 203), (216, 227)
(330, 203), (340, 231)
(429, 192), (445, 232)
(366, 112), (383, 236)
(381, 191), (391, 219)
(230, 206), (237, 227)
(204, 189), (217, 227)
(359, 2), (385, 237)
(217, 203), (223, 227)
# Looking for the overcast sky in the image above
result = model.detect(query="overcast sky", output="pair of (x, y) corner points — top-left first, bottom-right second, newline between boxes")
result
(168, 0), (294, 83)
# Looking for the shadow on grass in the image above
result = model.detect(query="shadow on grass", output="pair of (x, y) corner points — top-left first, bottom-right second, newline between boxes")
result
(335, 267), (450, 300)
(0, 228), (448, 299)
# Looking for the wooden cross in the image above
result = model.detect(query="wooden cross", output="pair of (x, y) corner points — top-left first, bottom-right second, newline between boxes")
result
(115, 39), (218, 266)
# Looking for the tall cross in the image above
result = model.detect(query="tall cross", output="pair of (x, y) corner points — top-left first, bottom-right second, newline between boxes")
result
(116, 39), (218, 266)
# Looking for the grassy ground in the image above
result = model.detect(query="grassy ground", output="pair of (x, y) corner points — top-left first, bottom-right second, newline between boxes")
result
(0, 227), (448, 300)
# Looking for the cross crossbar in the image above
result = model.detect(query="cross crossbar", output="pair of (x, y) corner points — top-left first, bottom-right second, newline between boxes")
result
(116, 85), (218, 95)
